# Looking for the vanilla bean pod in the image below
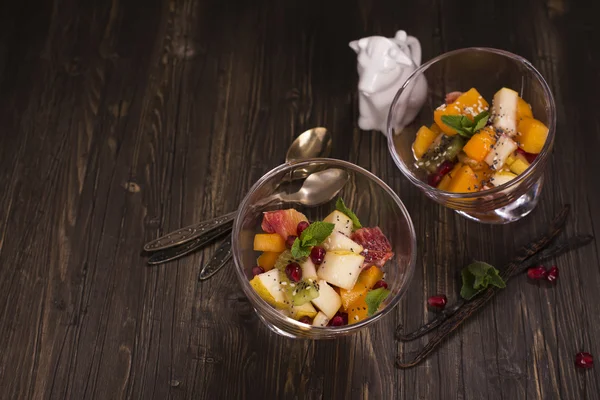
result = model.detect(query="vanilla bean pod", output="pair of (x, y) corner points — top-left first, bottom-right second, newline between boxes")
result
(394, 205), (593, 368)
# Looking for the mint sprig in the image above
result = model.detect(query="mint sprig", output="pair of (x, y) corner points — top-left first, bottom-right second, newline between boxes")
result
(291, 221), (335, 258)
(335, 198), (362, 230)
(365, 287), (391, 316)
(460, 261), (506, 300)
(441, 110), (489, 139)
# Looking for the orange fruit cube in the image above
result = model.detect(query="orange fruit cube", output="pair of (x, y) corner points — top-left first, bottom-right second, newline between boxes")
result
(253, 233), (286, 252)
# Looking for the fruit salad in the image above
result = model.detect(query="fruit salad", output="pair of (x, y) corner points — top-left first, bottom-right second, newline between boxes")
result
(249, 198), (394, 327)
(412, 87), (549, 192)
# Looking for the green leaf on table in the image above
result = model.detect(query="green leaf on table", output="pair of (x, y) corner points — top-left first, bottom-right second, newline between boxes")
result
(335, 198), (362, 229)
(290, 221), (335, 259)
(460, 261), (506, 300)
(365, 287), (391, 316)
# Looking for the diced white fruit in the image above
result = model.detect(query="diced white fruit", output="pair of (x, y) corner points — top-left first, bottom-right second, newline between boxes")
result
(312, 311), (330, 327)
(301, 258), (318, 279)
(323, 210), (353, 237)
(490, 171), (518, 187)
(322, 231), (363, 254)
(492, 87), (518, 135)
(485, 134), (518, 170)
(290, 301), (318, 319)
(311, 280), (342, 319)
(251, 269), (286, 306)
(317, 251), (365, 290)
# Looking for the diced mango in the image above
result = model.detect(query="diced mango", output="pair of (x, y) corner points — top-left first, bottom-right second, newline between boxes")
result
(339, 266), (384, 310)
(434, 88), (489, 135)
(257, 251), (281, 271)
(516, 96), (533, 121)
(348, 295), (369, 325)
(253, 233), (286, 252)
(462, 126), (497, 162)
(412, 125), (438, 159)
(505, 154), (517, 166)
(517, 118), (548, 154)
(438, 163), (463, 191)
(429, 123), (442, 135)
(509, 154), (530, 175)
(447, 165), (479, 193)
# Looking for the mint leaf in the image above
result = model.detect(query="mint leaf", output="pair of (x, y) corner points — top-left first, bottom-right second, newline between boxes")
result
(300, 221), (335, 245)
(365, 287), (391, 316)
(335, 198), (362, 229)
(440, 115), (466, 130)
(291, 238), (310, 258)
(460, 261), (506, 300)
(291, 221), (335, 258)
(472, 111), (489, 132)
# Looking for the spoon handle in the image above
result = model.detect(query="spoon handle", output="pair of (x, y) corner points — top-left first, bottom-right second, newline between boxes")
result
(147, 223), (232, 265)
(198, 236), (233, 281)
(143, 211), (237, 252)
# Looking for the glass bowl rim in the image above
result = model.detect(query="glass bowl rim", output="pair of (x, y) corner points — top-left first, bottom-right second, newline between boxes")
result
(231, 157), (418, 335)
(385, 46), (557, 199)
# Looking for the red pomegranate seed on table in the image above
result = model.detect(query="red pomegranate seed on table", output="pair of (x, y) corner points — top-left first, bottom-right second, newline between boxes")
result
(372, 280), (388, 290)
(438, 161), (455, 176)
(547, 266), (559, 283)
(286, 235), (297, 249)
(285, 262), (302, 282)
(296, 221), (310, 236)
(575, 352), (594, 369)
(310, 246), (326, 265)
(427, 295), (448, 309)
(527, 266), (548, 280)
(251, 266), (265, 276)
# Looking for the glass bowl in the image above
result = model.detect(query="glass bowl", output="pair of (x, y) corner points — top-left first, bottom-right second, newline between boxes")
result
(231, 158), (416, 339)
(387, 47), (556, 224)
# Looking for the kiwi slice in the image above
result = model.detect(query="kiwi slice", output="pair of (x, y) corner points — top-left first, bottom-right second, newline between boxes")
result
(418, 135), (465, 173)
(288, 279), (320, 306)
(273, 250), (306, 272)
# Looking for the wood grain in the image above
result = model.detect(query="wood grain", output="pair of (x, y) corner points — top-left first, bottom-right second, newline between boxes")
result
(0, 0), (599, 399)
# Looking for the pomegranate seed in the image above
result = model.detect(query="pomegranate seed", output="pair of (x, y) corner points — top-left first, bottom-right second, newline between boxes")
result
(251, 266), (264, 276)
(372, 280), (388, 290)
(527, 266), (548, 280)
(330, 315), (345, 326)
(296, 221), (310, 236)
(516, 148), (537, 163)
(298, 316), (312, 324)
(310, 246), (326, 265)
(427, 295), (448, 309)
(547, 266), (559, 283)
(438, 161), (455, 176)
(575, 352), (594, 369)
(286, 235), (297, 249)
(285, 262), (302, 282)
(428, 173), (442, 187)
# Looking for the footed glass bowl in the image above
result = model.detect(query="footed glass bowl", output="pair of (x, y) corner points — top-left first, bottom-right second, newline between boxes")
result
(387, 48), (556, 224)
(231, 158), (416, 339)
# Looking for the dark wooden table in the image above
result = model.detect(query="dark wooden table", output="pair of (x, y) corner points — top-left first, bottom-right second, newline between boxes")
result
(1, 0), (599, 398)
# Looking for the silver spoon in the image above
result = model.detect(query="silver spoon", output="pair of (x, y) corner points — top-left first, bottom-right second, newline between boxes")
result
(143, 127), (332, 253)
(197, 167), (349, 279)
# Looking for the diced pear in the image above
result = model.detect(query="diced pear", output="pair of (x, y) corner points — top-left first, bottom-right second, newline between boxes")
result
(323, 210), (354, 237)
(491, 87), (518, 136)
(321, 231), (363, 254)
(290, 301), (318, 320)
(311, 280), (342, 319)
(485, 134), (518, 170)
(250, 269), (287, 308)
(490, 171), (518, 187)
(301, 258), (318, 279)
(312, 311), (330, 327)
(317, 250), (365, 290)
